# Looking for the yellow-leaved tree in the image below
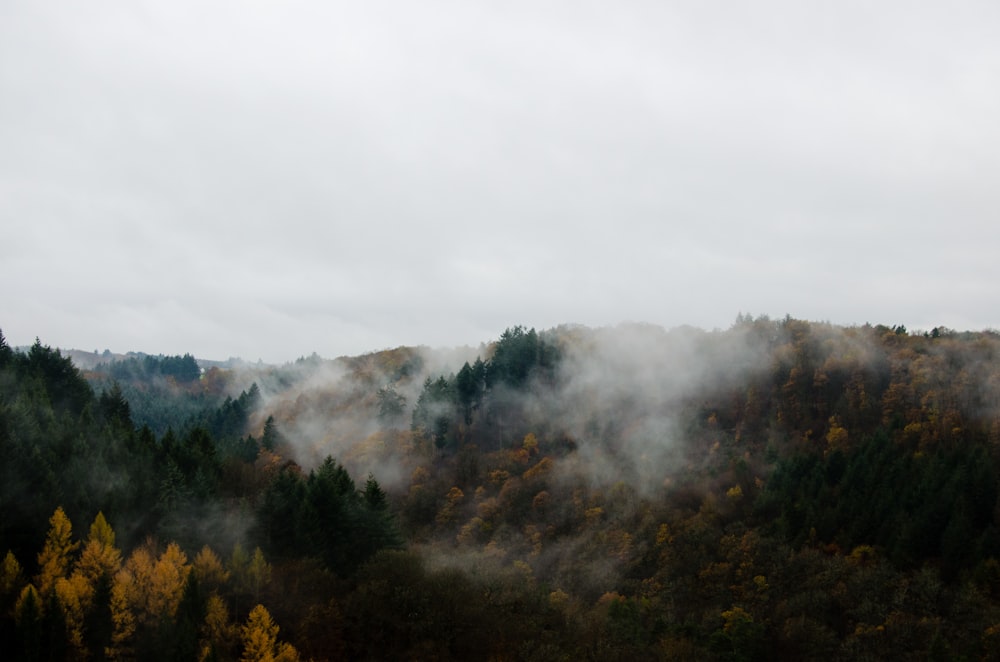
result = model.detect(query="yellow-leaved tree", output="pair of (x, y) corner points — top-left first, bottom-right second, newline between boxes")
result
(108, 540), (191, 658)
(76, 511), (121, 584)
(193, 545), (237, 661)
(2, 550), (24, 599)
(31, 507), (88, 657)
(192, 545), (230, 595)
(149, 542), (190, 618)
(54, 573), (90, 655)
(35, 506), (79, 598)
(200, 593), (238, 662)
(64, 511), (122, 657)
(241, 603), (300, 662)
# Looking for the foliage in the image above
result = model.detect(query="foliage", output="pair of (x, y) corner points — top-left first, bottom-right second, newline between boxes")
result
(410, 326), (559, 452)
(4, 321), (1000, 659)
(254, 457), (402, 575)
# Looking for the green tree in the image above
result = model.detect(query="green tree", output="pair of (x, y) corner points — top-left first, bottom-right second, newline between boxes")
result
(376, 386), (407, 427)
(260, 415), (280, 451)
(357, 474), (403, 559)
(455, 362), (481, 425)
(302, 458), (358, 572)
(98, 382), (133, 429)
(256, 468), (307, 558)
(412, 376), (457, 450)
(24, 339), (93, 418)
(487, 326), (538, 388)
(0, 328), (13, 367)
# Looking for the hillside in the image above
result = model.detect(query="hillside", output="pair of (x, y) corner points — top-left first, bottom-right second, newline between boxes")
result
(1, 319), (999, 660)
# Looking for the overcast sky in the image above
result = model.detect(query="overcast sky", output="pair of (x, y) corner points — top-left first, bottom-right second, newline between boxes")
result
(2, 1), (999, 362)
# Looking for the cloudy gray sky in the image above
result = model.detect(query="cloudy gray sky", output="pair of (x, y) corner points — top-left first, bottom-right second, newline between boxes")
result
(2, 1), (999, 362)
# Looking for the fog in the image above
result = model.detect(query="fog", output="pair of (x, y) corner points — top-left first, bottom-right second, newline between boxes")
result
(242, 321), (783, 502)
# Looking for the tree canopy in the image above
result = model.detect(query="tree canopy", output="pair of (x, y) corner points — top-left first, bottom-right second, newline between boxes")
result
(4, 321), (1000, 659)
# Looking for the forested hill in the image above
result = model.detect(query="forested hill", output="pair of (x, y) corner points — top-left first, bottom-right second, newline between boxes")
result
(2, 319), (1000, 660)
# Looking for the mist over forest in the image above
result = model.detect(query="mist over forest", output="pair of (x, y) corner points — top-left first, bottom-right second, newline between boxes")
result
(2, 317), (1000, 660)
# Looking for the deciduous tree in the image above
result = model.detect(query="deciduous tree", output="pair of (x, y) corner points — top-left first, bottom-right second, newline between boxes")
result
(35, 507), (78, 598)
(240, 603), (300, 662)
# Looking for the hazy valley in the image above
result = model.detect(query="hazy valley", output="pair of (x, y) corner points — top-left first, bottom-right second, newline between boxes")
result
(2, 317), (1000, 660)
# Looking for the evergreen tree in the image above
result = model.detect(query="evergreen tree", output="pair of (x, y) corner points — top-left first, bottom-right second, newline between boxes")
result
(376, 386), (407, 427)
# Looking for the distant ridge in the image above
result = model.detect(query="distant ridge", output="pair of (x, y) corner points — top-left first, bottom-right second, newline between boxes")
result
(12, 345), (259, 371)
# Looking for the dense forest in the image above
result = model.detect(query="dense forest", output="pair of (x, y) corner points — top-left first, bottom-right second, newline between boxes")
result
(2, 317), (1000, 660)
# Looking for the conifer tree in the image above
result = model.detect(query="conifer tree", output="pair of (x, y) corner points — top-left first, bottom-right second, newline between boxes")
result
(1, 550), (24, 599)
(76, 511), (122, 586)
(246, 547), (271, 605)
(240, 604), (300, 662)
(202, 593), (237, 660)
(35, 507), (78, 598)
(14, 584), (43, 659)
(192, 545), (230, 595)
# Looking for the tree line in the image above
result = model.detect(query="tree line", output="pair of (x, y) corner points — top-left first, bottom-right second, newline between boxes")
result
(4, 319), (1000, 659)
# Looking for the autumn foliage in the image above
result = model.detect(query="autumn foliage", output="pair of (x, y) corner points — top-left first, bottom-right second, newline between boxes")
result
(3, 320), (1000, 659)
